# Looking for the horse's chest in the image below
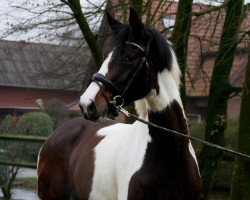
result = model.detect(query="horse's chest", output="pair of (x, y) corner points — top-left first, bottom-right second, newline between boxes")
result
(127, 170), (186, 200)
(89, 122), (151, 200)
(127, 148), (200, 200)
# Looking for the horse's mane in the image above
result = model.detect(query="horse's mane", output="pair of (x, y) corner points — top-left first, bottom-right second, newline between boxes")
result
(112, 24), (173, 71)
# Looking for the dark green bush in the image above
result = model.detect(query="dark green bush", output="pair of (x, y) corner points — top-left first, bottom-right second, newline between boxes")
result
(15, 112), (53, 161)
(0, 114), (19, 134)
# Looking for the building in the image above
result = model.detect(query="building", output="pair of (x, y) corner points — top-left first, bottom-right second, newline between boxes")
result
(0, 40), (93, 117)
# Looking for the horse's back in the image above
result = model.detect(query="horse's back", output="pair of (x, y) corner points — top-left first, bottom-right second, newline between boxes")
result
(37, 117), (116, 200)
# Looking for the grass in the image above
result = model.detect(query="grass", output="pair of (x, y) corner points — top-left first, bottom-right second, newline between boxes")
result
(14, 177), (37, 190)
(188, 120), (239, 200)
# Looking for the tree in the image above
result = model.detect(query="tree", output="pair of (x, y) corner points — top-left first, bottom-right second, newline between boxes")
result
(171, 0), (193, 107)
(0, 164), (18, 200)
(61, 0), (103, 69)
(198, 0), (244, 198)
(0, 115), (20, 200)
(230, 42), (250, 200)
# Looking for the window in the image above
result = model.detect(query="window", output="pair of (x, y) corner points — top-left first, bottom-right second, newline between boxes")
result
(162, 15), (176, 31)
(187, 114), (202, 123)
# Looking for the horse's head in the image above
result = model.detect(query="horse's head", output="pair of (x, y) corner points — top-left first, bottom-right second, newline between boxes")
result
(80, 8), (178, 121)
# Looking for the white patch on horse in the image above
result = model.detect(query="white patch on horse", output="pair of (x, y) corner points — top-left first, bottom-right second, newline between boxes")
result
(170, 47), (181, 88)
(89, 121), (151, 200)
(79, 52), (113, 109)
(134, 99), (148, 120)
(145, 68), (181, 112)
(188, 141), (200, 175)
(143, 48), (183, 113)
(36, 148), (42, 172)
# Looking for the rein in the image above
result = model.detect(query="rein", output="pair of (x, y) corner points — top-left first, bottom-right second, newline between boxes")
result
(116, 106), (250, 161)
(89, 40), (250, 160)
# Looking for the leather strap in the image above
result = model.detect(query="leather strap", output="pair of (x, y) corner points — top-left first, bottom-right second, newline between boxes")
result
(92, 73), (119, 95)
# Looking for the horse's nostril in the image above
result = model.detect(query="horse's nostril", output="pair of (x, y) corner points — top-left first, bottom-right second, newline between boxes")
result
(81, 101), (98, 121)
(83, 112), (90, 119)
(88, 101), (97, 118)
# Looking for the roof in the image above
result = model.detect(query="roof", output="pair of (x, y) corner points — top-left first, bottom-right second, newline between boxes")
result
(0, 40), (93, 91)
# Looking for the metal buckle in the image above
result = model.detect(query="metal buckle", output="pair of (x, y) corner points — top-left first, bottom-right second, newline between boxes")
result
(110, 95), (124, 109)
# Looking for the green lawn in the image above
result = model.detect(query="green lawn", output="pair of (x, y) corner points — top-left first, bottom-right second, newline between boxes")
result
(14, 177), (37, 190)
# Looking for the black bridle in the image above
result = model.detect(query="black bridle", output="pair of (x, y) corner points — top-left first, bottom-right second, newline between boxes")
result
(91, 41), (150, 117)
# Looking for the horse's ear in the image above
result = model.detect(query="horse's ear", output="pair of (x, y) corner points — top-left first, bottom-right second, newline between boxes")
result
(129, 7), (145, 39)
(106, 11), (123, 34)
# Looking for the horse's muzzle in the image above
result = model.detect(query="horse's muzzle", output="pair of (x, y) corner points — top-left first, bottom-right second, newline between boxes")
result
(79, 101), (99, 121)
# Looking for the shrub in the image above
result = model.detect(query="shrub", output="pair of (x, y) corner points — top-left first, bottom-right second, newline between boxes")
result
(0, 114), (19, 134)
(15, 112), (53, 161)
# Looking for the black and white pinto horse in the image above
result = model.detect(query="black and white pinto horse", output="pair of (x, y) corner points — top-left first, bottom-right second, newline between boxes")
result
(37, 8), (201, 200)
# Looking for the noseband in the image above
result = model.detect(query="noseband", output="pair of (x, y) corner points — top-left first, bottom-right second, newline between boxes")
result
(91, 41), (150, 117)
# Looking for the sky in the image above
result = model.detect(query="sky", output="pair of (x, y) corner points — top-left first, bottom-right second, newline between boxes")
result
(0, 0), (249, 44)
(0, 0), (105, 44)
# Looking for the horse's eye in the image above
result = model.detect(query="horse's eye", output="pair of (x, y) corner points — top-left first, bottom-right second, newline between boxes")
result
(124, 52), (137, 62)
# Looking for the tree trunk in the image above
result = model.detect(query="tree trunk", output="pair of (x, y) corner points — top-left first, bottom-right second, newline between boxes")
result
(198, 0), (244, 199)
(230, 43), (250, 200)
(64, 0), (103, 70)
(171, 0), (193, 108)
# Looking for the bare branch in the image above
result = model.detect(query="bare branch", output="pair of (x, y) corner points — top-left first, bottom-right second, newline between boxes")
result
(192, 4), (225, 17)
(237, 30), (250, 45)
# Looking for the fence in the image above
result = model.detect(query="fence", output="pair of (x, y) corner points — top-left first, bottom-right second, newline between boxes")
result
(0, 134), (47, 169)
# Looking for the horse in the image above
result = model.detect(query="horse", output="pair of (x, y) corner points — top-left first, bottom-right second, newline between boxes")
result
(37, 8), (202, 200)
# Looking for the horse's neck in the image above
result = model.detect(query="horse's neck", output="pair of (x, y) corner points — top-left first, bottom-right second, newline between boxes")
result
(148, 100), (188, 137)
(135, 68), (188, 148)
